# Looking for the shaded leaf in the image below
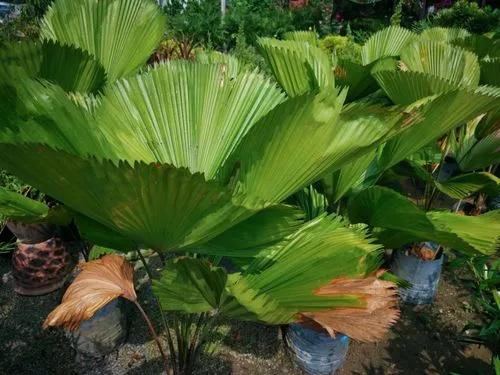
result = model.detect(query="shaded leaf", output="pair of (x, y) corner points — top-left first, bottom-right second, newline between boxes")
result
(153, 257), (227, 313)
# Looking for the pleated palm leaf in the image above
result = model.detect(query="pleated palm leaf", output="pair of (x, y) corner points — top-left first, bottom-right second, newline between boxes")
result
(258, 30), (500, 259)
(259, 29), (500, 205)
(153, 215), (400, 342)
(0, 1), (407, 344)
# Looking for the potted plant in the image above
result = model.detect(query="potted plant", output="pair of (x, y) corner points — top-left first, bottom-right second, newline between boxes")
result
(1, 2), (500, 373)
(0, 186), (79, 295)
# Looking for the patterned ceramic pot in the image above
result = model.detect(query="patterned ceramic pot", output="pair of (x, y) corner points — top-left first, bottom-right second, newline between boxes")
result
(11, 237), (75, 295)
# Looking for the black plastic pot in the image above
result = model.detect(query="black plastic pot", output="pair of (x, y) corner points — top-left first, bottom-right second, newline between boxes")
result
(68, 298), (129, 357)
(391, 245), (443, 305)
(285, 323), (349, 375)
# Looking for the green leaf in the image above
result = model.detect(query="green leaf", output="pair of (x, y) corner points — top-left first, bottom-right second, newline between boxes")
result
(258, 37), (333, 97)
(96, 61), (285, 178)
(88, 245), (119, 260)
(377, 86), (500, 171)
(419, 27), (470, 43)
(361, 26), (418, 65)
(457, 129), (500, 171)
(452, 34), (500, 59)
(323, 148), (377, 203)
(154, 215), (383, 324)
(348, 186), (500, 256)
(40, 0), (166, 82)
(283, 30), (319, 46)
(153, 257), (228, 313)
(219, 90), (404, 204)
(0, 187), (48, 222)
(373, 70), (456, 105)
(293, 185), (328, 220)
(400, 40), (480, 88)
(435, 172), (500, 199)
(74, 213), (138, 251)
(220, 215), (381, 323)
(0, 41), (106, 94)
(334, 59), (380, 101)
(480, 58), (500, 86)
(0, 146), (255, 251)
(196, 205), (305, 258)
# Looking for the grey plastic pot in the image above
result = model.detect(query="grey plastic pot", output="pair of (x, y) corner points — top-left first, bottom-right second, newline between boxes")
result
(285, 323), (349, 375)
(391, 245), (444, 305)
(68, 298), (128, 357)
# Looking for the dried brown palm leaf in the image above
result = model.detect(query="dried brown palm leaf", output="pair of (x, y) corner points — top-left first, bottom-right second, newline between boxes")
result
(299, 272), (399, 342)
(43, 254), (137, 330)
(43, 253), (168, 372)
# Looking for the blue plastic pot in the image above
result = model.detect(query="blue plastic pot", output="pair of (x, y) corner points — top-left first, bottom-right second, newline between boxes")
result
(68, 298), (128, 357)
(285, 323), (349, 375)
(392, 245), (444, 305)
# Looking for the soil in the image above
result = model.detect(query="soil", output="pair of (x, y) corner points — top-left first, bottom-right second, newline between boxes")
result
(0, 253), (494, 375)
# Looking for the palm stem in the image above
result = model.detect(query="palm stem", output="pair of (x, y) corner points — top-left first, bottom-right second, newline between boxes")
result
(137, 249), (178, 374)
(133, 300), (169, 374)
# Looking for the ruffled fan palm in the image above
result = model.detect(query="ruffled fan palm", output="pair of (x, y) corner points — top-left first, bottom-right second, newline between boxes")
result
(1, 0), (499, 345)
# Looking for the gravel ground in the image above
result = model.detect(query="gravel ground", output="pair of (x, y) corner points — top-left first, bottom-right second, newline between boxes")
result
(0, 252), (494, 375)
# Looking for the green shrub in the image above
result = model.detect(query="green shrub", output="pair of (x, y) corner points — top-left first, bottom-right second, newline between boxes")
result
(164, 0), (294, 50)
(320, 34), (362, 63)
(431, 0), (499, 34)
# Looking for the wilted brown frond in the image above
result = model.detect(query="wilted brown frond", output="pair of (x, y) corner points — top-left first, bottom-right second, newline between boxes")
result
(299, 272), (399, 342)
(43, 254), (136, 331)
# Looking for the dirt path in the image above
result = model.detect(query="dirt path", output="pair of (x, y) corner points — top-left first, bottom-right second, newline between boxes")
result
(0, 254), (493, 375)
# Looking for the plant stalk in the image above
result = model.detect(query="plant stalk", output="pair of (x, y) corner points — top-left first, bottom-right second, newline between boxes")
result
(137, 249), (178, 374)
(133, 300), (169, 374)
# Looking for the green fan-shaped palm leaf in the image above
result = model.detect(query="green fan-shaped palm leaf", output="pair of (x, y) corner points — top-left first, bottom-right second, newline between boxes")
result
(456, 128), (500, 171)
(283, 30), (319, 46)
(400, 41), (480, 87)
(334, 59), (380, 101)
(218, 90), (406, 204)
(373, 70), (456, 105)
(419, 27), (470, 43)
(258, 37), (333, 97)
(435, 172), (500, 199)
(453, 34), (500, 59)
(40, 0), (166, 82)
(0, 41), (106, 93)
(155, 215), (383, 322)
(95, 61), (285, 178)
(323, 149), (377, 203)
(0, 60), (405, 253)
(196, 205), (305, 258)
(361, 26), (418, 65)
(0, 187), (48, 223)
(376, 86), (500, 171)
(0, 145), (255, 250)
(480, 58), (500, 86)
(348, 186), (500, 256)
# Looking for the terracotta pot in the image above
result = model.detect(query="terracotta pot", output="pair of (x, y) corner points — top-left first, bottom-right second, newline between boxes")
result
(11, 237), (76, 295)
